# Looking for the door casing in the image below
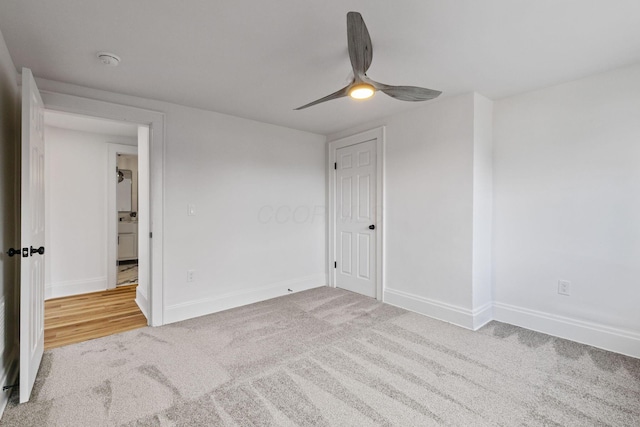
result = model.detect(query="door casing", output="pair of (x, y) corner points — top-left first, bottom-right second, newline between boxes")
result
(328, 127), (385, 300)
(39, 90), (165, 326)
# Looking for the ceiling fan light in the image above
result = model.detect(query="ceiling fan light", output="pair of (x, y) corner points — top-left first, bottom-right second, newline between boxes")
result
(349, 84), (375, 100)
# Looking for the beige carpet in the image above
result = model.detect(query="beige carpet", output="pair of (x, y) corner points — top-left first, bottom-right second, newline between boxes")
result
(3, 287), (639, 426)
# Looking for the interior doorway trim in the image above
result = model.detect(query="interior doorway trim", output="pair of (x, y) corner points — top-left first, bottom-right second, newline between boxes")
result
(40, 91), (165, 326)
(327, 127), (385, 300)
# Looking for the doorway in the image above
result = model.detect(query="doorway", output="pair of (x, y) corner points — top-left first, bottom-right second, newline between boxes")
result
(42, 111), (150, 348)
(40, 90), (165, 327)
(328, 127), (385, 300)
(116, 152), (140, 289)
(107, 143), (142, 292)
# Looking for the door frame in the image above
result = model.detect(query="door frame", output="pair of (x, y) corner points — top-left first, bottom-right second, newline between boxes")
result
(327, 127), (385, 300)
(39, 90), (165, 326)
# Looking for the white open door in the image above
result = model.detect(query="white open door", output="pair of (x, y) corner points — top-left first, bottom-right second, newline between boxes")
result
(19, 68), (45, 403)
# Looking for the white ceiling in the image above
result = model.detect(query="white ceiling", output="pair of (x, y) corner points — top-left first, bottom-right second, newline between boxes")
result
(2, 1), (640, 135)
(45, 110), (139, 137)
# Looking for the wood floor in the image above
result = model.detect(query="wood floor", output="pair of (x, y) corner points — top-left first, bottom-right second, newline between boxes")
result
(44, 284), (147, 350)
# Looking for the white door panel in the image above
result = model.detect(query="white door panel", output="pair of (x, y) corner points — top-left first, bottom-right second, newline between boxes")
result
(20, 68), (45, 403)
(335, 140), (376, 298)
(118, 233), (137, 260)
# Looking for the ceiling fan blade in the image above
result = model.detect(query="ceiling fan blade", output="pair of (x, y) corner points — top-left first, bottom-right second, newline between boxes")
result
(347, 12), (373, 76)
(294, 85), (351, 110)
(370, 81), (441, 101)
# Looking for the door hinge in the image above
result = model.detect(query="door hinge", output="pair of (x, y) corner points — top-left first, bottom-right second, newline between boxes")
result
(334, 162), (337, 170)
(149, 232), (153, 238)
(334, 261), (337, 268)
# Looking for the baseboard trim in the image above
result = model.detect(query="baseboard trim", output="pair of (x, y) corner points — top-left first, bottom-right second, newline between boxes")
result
(0, 348), (19, 419)
(45, 277), (107, 300)
(472, 302), (494, 330)
(384, 288), (488, 330)
(383, 290), (640, 357)
(135, 288), (149, 323)
(164, 274), (327, 324)
(493, 302), (640, 359)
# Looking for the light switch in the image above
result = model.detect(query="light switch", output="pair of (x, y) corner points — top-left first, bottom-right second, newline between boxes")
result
(558, 280), (571, 296)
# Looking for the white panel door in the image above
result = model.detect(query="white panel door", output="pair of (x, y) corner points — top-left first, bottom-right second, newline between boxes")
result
(20, 68), (45, 403)
(336, 140), (376, 297)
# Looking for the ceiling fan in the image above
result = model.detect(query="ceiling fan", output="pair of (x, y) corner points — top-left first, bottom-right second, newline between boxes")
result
(295, 11), (442, 110)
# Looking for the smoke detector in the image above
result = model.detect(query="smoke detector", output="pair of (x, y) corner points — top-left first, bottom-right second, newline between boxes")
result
(97, 52), (121, 66)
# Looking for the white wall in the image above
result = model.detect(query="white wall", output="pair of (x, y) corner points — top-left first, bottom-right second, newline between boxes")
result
(44, 126), (136, 299)
(493, 63), (640, 356)
(162, 106), (326, 322)
(382, 95), (475, 315)
(329, 93), (493, 329)
(0, 27), (19, 416)
(471, 94), (493, 327)
(35, 78), (327, 324)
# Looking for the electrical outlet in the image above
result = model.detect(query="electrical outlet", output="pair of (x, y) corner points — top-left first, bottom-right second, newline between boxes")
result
(558, 280), (571, 296)
(188, 204), (196, 216)
(187, 270), (195, 283)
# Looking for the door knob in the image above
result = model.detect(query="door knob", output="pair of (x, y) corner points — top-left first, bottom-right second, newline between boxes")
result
(6, 248), (20, 257)
(369, 224), (375, 230)
(30, 246), (45, 256)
